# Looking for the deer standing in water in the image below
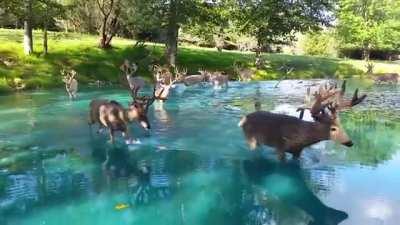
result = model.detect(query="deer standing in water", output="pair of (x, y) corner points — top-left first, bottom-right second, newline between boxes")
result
(176, 69), (208, 86)
(120, 59), (146, 97)
(374, 73), (399, 84)
(234, 62), (254, 82)
(61, 69), (78, 99)
(151, 65), (181, 101)
(239, 81), (367, 160)
(89, 89), (155, 143)
(208, 71), (229, 88)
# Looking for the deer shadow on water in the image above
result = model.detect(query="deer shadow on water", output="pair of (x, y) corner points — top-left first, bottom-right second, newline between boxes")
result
(242, 157), (348, 225)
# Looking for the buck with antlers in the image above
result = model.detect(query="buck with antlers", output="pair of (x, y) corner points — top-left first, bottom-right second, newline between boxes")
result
(151, 65), (180, 100)
(239, 81), (367, 160)
(61, 69), (78, 99)
(89, 90), (155, 143)
(153, 67), (182, 101)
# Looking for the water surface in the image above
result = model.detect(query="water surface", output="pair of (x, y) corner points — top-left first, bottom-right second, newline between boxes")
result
(0, 80), (399, 225)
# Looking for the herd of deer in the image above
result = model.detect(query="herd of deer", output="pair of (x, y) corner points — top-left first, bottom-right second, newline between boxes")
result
(62, 60), (368, 161)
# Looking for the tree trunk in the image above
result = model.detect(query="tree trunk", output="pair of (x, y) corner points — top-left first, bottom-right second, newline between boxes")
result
(23, 0), (33, 55)
(363, 48), (370, 61)
(99, 12), (109, 48)
(362, 43), (371, 61)
(255, 42), (263, 69)
(43, 7), (48, 55)
(43, 26), (48, 55)
(104, 10), (119, 48)
(165, 0), (179, 66)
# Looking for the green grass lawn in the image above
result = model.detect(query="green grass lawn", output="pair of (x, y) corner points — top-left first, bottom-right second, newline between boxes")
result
(0, 28), (399, 93)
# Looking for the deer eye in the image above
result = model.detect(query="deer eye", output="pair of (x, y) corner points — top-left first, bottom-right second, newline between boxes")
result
(331, 127), (337, 132)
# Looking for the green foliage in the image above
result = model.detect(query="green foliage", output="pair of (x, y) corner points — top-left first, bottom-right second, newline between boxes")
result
(302, 30), (337, 57)
(337, 0), (400, 54)
(0, 0), (65, 30)
(233, 0), (335, 47)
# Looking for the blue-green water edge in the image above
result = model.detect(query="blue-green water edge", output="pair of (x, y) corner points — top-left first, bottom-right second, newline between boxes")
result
(0, 80), (399, 225)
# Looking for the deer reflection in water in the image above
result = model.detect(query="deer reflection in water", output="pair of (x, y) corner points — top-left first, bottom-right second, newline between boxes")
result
(242, 158), (348, 225)
(96, 144), (348, 225)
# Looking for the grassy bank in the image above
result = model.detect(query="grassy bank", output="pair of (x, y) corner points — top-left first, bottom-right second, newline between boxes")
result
(1, 28), (399, 93)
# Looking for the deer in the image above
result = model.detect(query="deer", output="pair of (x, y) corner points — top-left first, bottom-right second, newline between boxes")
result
(61, 69), (78, 99)
(233, 62), (254, 82)
(88, 89), (155, 143)
(154, 75), (180, 101)
(152, 64), (173, 84)
(150, 65), (181, 101)
(208, 71), (229, 88)
(374, 73), (399, 84)
(177, 69), (208, 86)
(120, 59), (146, 97)
(239, 80), (367, 161)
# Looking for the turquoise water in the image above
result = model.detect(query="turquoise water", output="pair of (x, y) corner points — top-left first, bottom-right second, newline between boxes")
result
(0, 80), (399, 225)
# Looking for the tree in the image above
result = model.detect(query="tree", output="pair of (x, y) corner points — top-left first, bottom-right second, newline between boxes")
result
(126, 0), (202, 66)
(23, 0), (34, 55)
(36, 0), (64, 54)
(1, 0), (65, 55)
(64, 0), (98, 33)
(337, 0), (400, 60)
(96, 0), (121, 48)
(234, 0), (335, 54)
(183, 1), (236, 52)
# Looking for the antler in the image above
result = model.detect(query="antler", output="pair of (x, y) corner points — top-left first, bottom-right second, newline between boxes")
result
(301, 80), (366, 121)
(333, 80), (367, 110)
(309, 87), (337, 121)
(172, 67), (186, 84)
(132, 86), (156, 111)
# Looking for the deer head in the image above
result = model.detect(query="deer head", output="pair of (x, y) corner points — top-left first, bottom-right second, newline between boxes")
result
(198, 69), (212, 81)
(154, 67), (182, 100)
(306, 80), (367, 147)
(174, 67), (187, 82)
(61, 69), (76, 85)
(129, 88), (156, 129)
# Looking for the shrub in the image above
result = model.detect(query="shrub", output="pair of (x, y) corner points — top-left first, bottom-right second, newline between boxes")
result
(302, 31), (337, 57)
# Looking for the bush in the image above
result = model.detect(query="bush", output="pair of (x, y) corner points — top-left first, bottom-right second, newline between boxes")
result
(338, 48), (400, 60)
(302, 31), (337, 57)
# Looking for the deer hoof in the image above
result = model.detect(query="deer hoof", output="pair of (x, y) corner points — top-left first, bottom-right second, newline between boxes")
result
(248, 137), (257, 150)
(126, 138), (141, 145)
(97, 128), (106, 134)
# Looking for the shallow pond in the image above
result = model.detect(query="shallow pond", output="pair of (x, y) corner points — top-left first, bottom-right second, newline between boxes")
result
(0, 80), (399, 225)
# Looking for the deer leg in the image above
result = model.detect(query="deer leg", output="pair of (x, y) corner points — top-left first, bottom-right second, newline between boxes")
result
(88, 112), (95, 126)
(292, 149), (302, 160)
(97, 125), (106, 134)
(109, 129), (115, 144)
(122, 124), (132, 143)
(277, 149), (286, 162)
(247, 137), (258, 150)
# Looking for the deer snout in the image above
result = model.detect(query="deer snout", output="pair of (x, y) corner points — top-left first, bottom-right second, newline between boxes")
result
(140, 120), (150, 130)
(342, 140), (353, 147)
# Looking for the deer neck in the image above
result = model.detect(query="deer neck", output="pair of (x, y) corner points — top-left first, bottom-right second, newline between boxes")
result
(123, 108), (137, 122)
(304, 122), (331, 145)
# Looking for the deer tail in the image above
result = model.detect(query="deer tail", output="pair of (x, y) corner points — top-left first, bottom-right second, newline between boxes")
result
(238, 116), (247, 127)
